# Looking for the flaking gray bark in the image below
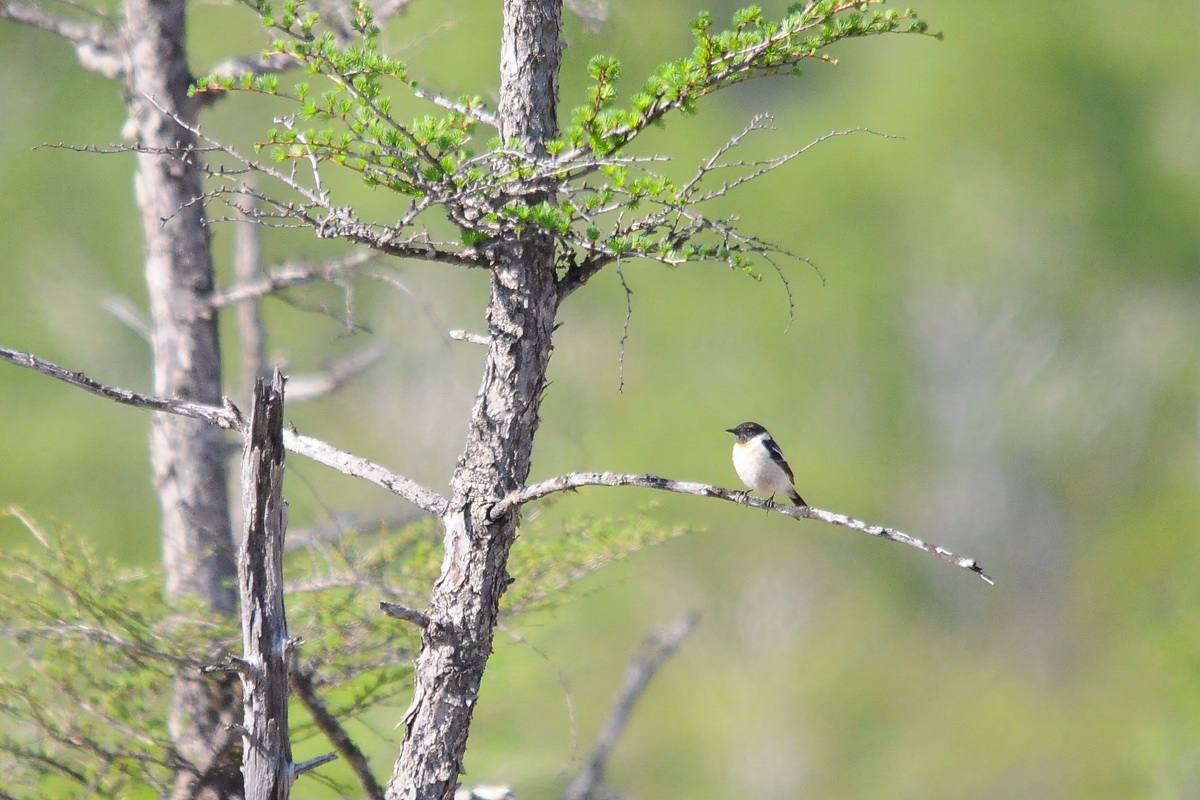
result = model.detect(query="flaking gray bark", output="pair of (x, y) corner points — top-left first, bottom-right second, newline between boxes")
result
(124, 0), (241, 793)
(385, 2), (563, 798)
(498, 0), (562, 151)
(238, 372), (293, 800)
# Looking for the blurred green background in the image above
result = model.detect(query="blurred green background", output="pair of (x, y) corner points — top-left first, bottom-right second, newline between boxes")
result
(3, 0), (1200, 797)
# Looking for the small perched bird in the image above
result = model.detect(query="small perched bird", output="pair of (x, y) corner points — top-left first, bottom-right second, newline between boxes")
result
(726, 421), (807, 507)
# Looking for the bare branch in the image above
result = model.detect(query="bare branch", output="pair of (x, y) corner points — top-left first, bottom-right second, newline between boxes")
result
(209, 249), (379, 308)
(615, 258), (632, 393)
(0, 345), (450, 517)
(370, 0), (417, 21)
(0, 345), (241, 430)
(100, 294), (152, 342)
(293, 752), (339, 776)
(0, 0), (124, 77)
(379, 601), (431, 628)
(284, 428), (449, 517)
(675, 112), (775, 200)
(285, 346), (384, 404)
(562, 612), (698, 800)
(290, 665), (384, 800)
(412, 86), (500, 130)
(493, 472), (994, 584)
(449, 329), (489, 346)
(200, 657), (253, 676)
(204, 51), (296, 85)
(690, 125), (901, 205)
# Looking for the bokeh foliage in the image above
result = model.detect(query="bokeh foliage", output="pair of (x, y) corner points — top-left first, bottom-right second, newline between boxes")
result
(0, 507), (682, 797)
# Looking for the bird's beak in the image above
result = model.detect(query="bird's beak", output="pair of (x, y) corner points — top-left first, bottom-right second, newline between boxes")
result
(725, 428), (737, 434)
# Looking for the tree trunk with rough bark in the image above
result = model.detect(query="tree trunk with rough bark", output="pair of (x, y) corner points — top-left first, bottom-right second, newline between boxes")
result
(238, 372), (293, 800)
(124, 0), (242, 794)
(385, 2), (562, 798)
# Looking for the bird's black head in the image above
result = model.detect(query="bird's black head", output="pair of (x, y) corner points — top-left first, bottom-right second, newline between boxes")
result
(726, 421), (768, 442)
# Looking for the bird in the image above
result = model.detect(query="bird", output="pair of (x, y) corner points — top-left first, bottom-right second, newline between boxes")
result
(726, 421), (807, 507)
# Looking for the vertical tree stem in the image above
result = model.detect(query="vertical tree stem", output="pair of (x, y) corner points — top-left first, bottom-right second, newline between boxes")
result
(123, 0), (240, 792)
(239, 372), (293, 800)
(385, 2), (563, 799)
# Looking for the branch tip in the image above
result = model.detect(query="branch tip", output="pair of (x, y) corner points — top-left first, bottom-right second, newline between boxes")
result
(200, 656), (252, 676)
(449, 329), (490, 346)
(380, 601), (431, 628)
(293, 752), (339, 776)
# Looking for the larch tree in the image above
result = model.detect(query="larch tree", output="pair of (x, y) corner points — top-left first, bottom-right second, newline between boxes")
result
(0, 0), (989, 799)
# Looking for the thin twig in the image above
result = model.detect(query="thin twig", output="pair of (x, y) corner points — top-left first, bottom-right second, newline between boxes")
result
(290, 664), (384, 800)
(284, 511), (422, 551)
(99, 294), (152, 342)
(285, 346), (384, 404)
(497, 623), (579, 769)
(614, 257), (632, 394)
(209, 250), (379, 308)
(493, 472), (994, 584)
(411, 86), (499, 130)
(293, 752), (339, 776)
(562, 613), (699, 800)
(204, 51), (297, 86)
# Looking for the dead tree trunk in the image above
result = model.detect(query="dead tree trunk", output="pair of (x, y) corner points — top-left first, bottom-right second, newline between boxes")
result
(238, 372), (292, 800)
(385, 1), (563, 798)
(123, 0), (241, 793)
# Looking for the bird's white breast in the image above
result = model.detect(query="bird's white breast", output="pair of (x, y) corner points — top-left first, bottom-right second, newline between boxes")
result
(732, 436), (793, 495)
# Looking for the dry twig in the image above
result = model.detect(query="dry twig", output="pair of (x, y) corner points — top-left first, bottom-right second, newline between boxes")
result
(562, 613), (699, 800)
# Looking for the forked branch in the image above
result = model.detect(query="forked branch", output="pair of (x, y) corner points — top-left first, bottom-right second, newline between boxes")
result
(494, 472), (994, 584)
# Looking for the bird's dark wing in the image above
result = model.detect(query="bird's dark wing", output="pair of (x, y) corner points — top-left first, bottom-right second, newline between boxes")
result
(763, 436), (794, 482)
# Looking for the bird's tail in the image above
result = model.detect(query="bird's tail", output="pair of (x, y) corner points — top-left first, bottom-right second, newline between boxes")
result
(790, 489), (807, 507)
